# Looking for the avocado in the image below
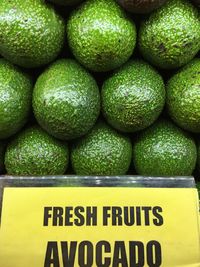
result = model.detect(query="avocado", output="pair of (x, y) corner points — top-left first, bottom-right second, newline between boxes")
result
(0, 59), (33, 139)
(166, 58), (200, 133)
(67, 0), (136, 72)
(0, 141), (6, 173)
(33, 59), (100, 140)
(133, 120), (197, 176)
(49, 0), (83, 5)
(116, 0), (167, 14)
(102, 60), (165, 132)
(5, 125), (69, 176)
(0, 0), (65, 68)
(139, 0), (200, 69)
(71, 121), (132, 175)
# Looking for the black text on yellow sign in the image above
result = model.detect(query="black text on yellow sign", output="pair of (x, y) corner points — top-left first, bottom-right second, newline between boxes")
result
(0, 187), (200, 267)
(43, 205), (163, 266)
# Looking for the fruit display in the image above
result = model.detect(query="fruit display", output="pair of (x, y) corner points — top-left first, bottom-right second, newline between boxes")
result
(71, 120), (132, 175)
(0, 0), (199, 189)
(133, 120), (197, 176)
(102, 60), (165, 132)
(0, 0), (65, 68)
(33, 59), (100, 140)
(0, 59), (33, 139)
(5, 126), (69, 176)
(138, 0), (200, 69)
(166, 59), (200, 132)
(67, 0), (137, 72)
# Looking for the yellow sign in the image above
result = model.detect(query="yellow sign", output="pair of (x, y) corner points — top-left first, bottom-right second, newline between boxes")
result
(0, 187), (200, 267)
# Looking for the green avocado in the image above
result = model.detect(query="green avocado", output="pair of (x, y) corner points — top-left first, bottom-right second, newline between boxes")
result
(67, 0), (136, 72)
(71, 121), (132, 175)
(133, 120), (197, 176)
(102, 60), (165, 132)
(0, 59), (33, 139)
(116, 0), (167, 14)
(0, 0), (65, 68)
(166, 58), (200, 133)
(139, 0), (200, 69)
(49, 0), (83, 5)
(5, 125), (69, 176)
(0, 141), (6, 173)
(33, 59), (100, 140)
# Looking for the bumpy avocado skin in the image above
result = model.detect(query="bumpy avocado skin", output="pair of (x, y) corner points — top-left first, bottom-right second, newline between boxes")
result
(0, 59), (33, 139)
(49, 0), (83, 5)
(139, 0), (200, 69)
(133, 120), (197, 176)
(167, 59), (200, 133)
(102, 60), (165, 132)
(5, 126), (69, 176)
(116, 0), (167, 14)
(33, 59), (100, 140)
(0, 0), (65, 68)
(67, 0), (136, 72)
(71, 121), (132, 175)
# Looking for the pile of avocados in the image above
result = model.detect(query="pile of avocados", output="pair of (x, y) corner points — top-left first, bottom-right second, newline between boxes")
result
(0, 0), (199, 190)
